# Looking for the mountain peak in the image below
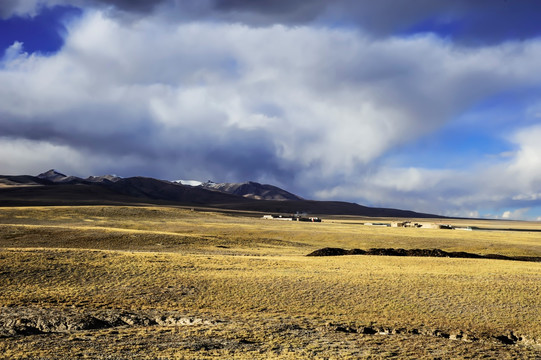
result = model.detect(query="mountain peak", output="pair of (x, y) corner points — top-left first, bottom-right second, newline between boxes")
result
(37, 169), (67, 180)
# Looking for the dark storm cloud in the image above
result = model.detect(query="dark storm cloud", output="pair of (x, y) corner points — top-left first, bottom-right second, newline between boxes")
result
(113, 0), (541, 43)
(0, 0), (41, 18)
(0, 106), (292, 184)
(0, 0), (160, 18)
(0, 0), (18, 17)
(211, 0), (541, 43)
(3, 0), (541, 42)
(91, 0), (163, 12)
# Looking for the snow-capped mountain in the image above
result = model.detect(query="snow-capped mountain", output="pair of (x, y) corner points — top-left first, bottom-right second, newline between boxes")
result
(199, 180), (304, 201)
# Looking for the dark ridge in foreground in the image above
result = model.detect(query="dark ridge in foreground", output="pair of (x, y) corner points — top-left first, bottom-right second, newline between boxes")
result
(307, 247), (541, 263)
(216, 199), (441, 218)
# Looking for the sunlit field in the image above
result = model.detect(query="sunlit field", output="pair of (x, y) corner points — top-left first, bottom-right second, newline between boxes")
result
(1, 206), (540, 359)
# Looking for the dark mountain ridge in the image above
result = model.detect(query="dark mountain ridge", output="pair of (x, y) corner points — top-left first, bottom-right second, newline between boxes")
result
(0, 170), (441, 218)
(200, 180), (303, 201)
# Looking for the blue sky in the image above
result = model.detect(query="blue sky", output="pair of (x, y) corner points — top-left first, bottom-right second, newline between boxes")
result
(0, 6), (80, 56)
(1, 0), (541, 220)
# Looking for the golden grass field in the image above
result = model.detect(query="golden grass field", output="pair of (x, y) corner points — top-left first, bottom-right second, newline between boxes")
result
(0, 206), (540, 359)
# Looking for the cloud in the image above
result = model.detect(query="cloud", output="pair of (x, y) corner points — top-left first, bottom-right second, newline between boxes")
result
(502, 208), (530, 220)
(1, 41), (27, 63)
(102, 0), (541, 44)
(3, 1), (541, 44)
(505, 125), (541, 191)
(317, 124), (541, 218)
(2, 12), (539, 177)
(0, 138), (93, 176)
(0, 0), (43, 18)
(2, 7), (541, 218)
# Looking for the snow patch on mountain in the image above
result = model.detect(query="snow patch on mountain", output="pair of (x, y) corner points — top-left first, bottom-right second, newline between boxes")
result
(173, 180), (203, 187)
(86, 175), (122, 183)
(200, 181), (303, 201)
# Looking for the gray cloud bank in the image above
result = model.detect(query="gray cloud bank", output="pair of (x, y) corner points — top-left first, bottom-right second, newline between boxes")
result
(3, 0), (541, 43)
(2, 1), (541, 218)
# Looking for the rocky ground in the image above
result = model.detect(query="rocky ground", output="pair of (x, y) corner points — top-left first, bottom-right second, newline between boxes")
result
(1, 306), (540, 359)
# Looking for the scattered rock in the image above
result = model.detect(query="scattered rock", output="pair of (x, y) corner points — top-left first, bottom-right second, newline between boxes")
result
(326, 322), (538, 347)
(495, 332), (519, 345)
(360, 326), (377, 335)
(334, 325), (357, 333)
(0, 308), (222, 338)
(154, 316), (217, 326)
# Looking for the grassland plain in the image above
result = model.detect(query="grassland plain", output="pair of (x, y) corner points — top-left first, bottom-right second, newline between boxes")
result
(0, 206), (540, 359)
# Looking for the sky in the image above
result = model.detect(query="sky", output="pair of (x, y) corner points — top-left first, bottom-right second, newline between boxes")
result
(2, 0), (541, 220)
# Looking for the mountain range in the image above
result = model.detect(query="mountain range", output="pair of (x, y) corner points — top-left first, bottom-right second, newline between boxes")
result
(0, 169), (441, 218)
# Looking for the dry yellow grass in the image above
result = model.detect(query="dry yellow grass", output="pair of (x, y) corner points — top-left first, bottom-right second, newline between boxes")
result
(0, 206), (540, 359)
(1, 205), (541, 256)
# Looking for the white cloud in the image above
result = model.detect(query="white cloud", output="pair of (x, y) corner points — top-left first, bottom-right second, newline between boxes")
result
(507, 125), (541, 182)
(1, 41), (27, 64)
(314, 124), (541, 218)
(0, 137), (168, 178)
(501, 208), (530, 220)
(0, 138), (91, 176)
(2, 9), (541, 218)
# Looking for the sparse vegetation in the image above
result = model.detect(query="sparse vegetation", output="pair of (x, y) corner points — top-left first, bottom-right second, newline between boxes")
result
(0, 206), (540, 359)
